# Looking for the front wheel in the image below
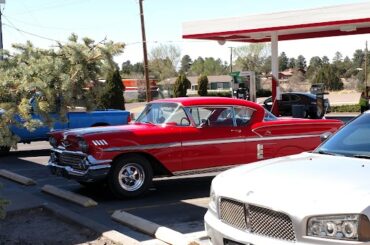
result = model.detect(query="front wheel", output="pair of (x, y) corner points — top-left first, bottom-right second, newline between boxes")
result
(108, 154), (153, 198)
(0, 146), (10, 156)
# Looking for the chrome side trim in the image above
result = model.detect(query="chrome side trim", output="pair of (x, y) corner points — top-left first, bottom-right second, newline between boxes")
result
(102, 134), (320, 152)
(257, 144), (264, 159)
(172, 164), (240, 176)
(103, 142), (182, 152)
(182, 138), (245, 147)
(92, 140), (108, 146)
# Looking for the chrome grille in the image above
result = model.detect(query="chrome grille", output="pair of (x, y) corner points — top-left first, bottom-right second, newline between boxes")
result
(220, 198), (296, 242)
(58, 153), (86, 170)
(250, 204), (296, 241)
(220, 198), (247, 230)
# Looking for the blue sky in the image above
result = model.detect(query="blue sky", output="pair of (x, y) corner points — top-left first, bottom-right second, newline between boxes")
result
(2, 0), (370, 66)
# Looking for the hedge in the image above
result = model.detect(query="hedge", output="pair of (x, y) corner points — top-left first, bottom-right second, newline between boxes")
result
(330, 104), (360, 113)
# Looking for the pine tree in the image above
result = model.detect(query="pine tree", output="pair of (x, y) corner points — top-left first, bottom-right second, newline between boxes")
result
(173, 74), (191, 97)
(0, 34), (124, 149)
(197, 74), (208, 96)
(99, 68), (125, 110)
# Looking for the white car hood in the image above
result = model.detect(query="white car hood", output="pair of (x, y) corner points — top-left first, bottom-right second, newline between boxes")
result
(214, 152), (370, 217)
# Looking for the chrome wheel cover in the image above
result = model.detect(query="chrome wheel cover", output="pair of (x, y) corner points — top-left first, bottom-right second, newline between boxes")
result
(118, 163), (145, 192)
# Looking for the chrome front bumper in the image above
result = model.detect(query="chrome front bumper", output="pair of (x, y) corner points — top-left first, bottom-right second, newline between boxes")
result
(48, 148), (112, 182)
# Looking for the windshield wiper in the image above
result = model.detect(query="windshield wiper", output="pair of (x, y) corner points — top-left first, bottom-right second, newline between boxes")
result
(316, 150), (343, 156)
(353, 154), (370, 159)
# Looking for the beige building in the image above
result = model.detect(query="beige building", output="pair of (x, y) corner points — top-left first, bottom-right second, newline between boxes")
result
(158, 75), (232, 97)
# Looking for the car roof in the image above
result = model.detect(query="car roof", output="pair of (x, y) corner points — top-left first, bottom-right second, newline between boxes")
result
(152, 97), (263, 110)
(265, 92), (316, 99)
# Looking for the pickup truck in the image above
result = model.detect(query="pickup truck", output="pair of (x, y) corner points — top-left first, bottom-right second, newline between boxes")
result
(0, 109), (130, 155)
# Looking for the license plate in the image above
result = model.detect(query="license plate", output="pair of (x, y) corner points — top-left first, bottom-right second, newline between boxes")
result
(224, 238), (253, 245)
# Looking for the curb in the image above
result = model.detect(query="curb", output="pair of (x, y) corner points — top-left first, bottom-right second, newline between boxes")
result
(44, 203), (140, 245)
(112, 210), (199, 245)
(41, 184), (98, 207)
(0, 169), (36, 186)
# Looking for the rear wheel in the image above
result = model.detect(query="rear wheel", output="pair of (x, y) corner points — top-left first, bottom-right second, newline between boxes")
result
(108, 154), (153, 198)
(0, 146), (10, 156)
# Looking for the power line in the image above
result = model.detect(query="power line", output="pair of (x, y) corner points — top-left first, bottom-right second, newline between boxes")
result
(3, 23), (61, 43)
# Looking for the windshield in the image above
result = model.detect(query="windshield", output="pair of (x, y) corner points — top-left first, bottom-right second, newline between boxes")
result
(314, 113), (370, 157)
(264, 109), (277, 121)
(136, 102), (190, 126)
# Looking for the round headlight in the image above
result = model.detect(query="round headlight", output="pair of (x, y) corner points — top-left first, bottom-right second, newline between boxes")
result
(78, 139), (89, 153)
(325, 222), (337, 236)
(342, 222), (356, 238)
(49, 136), (57, 148)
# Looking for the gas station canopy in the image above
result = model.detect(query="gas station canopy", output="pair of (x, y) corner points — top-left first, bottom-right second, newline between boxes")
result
(182, 2), (370, 43)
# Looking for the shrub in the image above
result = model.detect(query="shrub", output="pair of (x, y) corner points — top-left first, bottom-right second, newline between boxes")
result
(98, 68), (125, 109)
(197, 75), (208, 96)
(173, 74), (191, 97)
(207, 91), (232, 97)
(330, 104), (360, 113)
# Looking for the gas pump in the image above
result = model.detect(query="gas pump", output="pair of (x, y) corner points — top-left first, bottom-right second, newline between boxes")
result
(229, 71), (256, 102)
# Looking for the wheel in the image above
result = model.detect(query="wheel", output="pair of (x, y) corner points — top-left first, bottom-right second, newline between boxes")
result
(108, 154), (153, 198)
(0, 146), (10, 156)
(303, 110), (308, 118)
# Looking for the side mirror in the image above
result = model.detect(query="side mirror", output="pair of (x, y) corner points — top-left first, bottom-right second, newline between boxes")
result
(320, 132), (333, 142)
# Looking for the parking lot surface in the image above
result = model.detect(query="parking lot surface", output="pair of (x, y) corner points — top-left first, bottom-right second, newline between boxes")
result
(0, 141), (212, 244)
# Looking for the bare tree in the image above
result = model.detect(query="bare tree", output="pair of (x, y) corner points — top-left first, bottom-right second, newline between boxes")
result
(149, 44), (181, 80)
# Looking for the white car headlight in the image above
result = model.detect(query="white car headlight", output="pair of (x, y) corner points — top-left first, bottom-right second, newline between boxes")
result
(307, 214), (370, 241)
(209, 186), (218, 214)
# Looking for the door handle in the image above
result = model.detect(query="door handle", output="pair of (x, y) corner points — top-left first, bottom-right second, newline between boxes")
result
(231, 129), (242, 133)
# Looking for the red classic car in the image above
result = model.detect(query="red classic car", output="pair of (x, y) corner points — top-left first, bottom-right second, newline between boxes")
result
(48, 97), (343, 198)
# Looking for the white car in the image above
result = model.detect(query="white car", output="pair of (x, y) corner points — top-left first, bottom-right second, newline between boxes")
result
(205, 111), (370, 245)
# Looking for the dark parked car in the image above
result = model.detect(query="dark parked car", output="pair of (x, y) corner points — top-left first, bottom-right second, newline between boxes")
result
(263, 92), (330, 118)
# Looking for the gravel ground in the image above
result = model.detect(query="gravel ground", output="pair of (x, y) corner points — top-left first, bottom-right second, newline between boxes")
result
(0, 208), (118, 245)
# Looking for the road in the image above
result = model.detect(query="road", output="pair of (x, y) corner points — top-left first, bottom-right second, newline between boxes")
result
(0, 141), (212, 243)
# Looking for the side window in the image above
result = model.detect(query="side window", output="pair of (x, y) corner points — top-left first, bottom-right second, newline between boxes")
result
(188, 106), (234, 127)
(234, 106), (254, 126)
(167, 107), (190, 126)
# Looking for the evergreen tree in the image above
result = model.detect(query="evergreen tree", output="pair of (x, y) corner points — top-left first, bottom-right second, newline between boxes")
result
(296, 55), (307, 70)
(0, 34), (124, 148)
(288, 57), (297, 68)
(197, 74), (208, 96)
(307, 56), (323, 80)
(315, 64), (343, 91)
(99, 68), (125, 110)
(180, 55), (192, 73)
(279, 52), (289, 71)
(173, 74), (191, 97)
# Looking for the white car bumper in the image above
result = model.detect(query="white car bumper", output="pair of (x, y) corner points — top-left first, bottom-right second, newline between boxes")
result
(204, 211), (364, 245)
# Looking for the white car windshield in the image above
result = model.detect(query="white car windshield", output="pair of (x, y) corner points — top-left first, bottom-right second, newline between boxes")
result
(136, 102), (190, 126)
(315, 113), (370, 158)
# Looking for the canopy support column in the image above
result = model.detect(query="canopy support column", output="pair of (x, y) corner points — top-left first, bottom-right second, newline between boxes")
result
(271, 32), (280, 116)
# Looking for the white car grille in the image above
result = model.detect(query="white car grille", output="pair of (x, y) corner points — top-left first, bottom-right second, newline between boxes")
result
(219, 198), (296, 242)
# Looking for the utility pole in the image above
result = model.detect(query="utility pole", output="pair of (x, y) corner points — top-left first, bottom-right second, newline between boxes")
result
(229, 47), (233, 73)
(0, 1), (4, 61)
(139, 0), (151, 102)
(365, 40), (368, 96)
